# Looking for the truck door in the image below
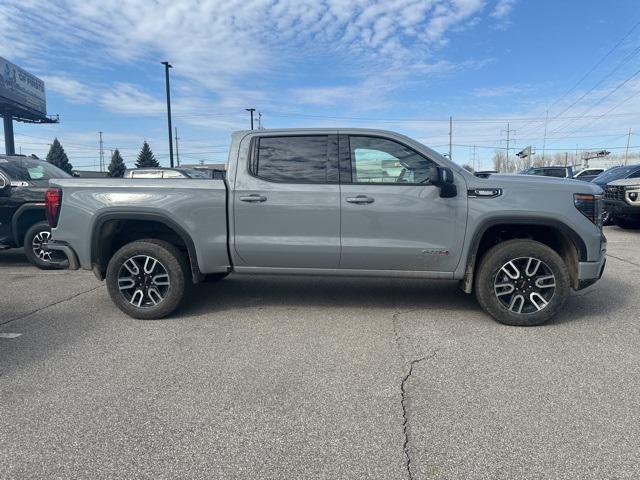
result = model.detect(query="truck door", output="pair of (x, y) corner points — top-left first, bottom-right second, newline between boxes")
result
(0, 168), (14, 245)
(338, 134), (467, 273)
(233, 133), (341, 269)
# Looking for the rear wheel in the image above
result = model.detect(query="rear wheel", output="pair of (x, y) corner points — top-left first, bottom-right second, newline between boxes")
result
(475, 239), (570, 326)
(106, 239), (189, 319)
(23, 222), (65, 270)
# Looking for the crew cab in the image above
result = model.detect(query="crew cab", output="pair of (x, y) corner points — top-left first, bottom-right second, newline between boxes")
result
(0, 155), (70, 268)
(46, 129), (607, 326)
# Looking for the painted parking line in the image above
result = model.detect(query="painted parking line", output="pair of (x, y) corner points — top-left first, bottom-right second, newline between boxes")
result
(0, 333), (22, 339)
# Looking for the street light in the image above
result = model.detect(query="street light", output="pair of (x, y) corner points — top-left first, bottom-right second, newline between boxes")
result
(161, 61), (174, 168)
(245, 108), (255, 130)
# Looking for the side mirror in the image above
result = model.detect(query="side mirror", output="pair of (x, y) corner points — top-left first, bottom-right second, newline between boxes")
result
(0, 174), (10, 197)
(428, 166), (457, 198)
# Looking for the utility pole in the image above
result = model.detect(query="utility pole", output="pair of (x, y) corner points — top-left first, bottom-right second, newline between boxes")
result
(246, 108), (256, 130)
(174, 127), (180, 166)
(161, 61), (174, 168)
(448, 116), (453, 161)
(99, 131), (104, 172)
(625, 128), (632, 165)
(501, 123), (516, 172)
(541, 109), (549, 162)
(257, 112), (262, 129)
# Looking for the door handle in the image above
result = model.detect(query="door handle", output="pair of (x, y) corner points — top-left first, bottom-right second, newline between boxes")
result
(239, 194), (267, 203)
(346, 195), (374, 204)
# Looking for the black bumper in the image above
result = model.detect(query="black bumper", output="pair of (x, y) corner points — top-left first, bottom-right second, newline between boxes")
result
(602, 199), (640, 217)
(45, 240), (80, 270)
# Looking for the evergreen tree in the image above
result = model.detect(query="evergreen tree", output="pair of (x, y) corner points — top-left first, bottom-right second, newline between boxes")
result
(46, 138), (73, 174)
(135, 141), (159, 168)
(108, 149), (126, 178)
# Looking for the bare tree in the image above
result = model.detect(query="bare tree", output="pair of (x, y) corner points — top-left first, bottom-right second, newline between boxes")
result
(492, 150), (506, 172)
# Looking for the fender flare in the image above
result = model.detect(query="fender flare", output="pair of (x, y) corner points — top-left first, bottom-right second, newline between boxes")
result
(461, 216), (587, 292)
(91, 211), (203, 282)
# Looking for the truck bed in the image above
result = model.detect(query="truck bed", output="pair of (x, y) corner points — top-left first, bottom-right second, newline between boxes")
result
(49, 178), (230, 275)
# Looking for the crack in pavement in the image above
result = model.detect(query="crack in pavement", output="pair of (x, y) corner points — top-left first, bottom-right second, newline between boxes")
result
(392, 308), (439, 480)
(0, 285), (103, 327)
(607, 253), (640, 269)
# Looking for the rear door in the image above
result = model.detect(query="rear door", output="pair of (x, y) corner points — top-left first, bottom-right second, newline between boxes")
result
(233, 133), (341, 268)
(338, 134), (467, 273)
(0, 166), (13, 244)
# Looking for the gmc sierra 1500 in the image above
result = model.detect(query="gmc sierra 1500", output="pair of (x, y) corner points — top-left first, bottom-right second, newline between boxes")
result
(46, 129), (606, 326)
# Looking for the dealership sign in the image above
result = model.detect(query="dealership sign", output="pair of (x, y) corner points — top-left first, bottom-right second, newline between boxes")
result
(0, 56), (47, 116)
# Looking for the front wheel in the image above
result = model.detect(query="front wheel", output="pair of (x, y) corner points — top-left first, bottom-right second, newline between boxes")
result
(475, 239), (570, 326)
(105, 239), (189, 319)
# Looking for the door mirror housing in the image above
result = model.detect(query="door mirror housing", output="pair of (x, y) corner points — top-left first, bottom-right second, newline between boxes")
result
(0, 174), (10, 197)
(428, 166), (457, 198)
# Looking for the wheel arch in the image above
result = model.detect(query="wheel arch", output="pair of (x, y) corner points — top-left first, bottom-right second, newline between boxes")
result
(461, 217), (586, 293)
(12, 203), (46, 247)
(91, 211), (203, 283)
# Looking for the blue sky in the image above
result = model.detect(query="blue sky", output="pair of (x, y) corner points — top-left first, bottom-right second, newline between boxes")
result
(1, 0), (639, 171)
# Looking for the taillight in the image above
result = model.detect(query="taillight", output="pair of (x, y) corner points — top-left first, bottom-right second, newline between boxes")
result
(45, 188), (62, 228)
(574, 193), (602, 226)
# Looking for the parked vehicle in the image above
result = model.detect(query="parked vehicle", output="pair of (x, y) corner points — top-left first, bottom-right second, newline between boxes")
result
(124, 167), (211, 179)
(474, 170), (498, 178)
(520, 166), (575, 178)
(591, 164), (640, 225)
(602, 178), (640, 229)
(0, 155), (70, 268)
(47, 129), (606, 326)
(573, 167), (605, 182)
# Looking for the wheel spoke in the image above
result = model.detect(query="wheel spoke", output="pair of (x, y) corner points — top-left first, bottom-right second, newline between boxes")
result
(530, 292), (548, 311)
(508, 294), (525, 313)
(130, 289), (144, 307)
(535, 275), (556, 289)
(143, 256), (157, 274)
(501, 261), (520, 280)
(525, 258), (541, 277)
(152, 273), (170, 286)
(118, 277), (136, 290)
(147, 287), (163, 305)
(123, 258), (140, 275)
(494, 282), (515, 297)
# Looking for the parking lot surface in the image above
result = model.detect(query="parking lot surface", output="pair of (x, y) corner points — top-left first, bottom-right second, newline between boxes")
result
(1, 227), (638, 479)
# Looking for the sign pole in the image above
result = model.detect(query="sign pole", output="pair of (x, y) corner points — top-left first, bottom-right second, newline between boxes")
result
(3, 115), (15, 155)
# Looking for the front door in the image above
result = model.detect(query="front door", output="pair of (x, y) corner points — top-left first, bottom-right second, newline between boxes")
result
(233, 133), (341, 269)
(339, 134), (466, 273)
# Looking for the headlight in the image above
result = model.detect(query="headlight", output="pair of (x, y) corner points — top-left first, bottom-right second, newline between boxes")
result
(625, 186), (640, 204)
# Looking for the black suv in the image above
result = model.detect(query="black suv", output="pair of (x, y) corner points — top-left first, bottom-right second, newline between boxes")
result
(0, 155), (71, 268)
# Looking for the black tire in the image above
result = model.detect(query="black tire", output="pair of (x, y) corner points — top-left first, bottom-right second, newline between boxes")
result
(612, 216), (640, 229)
(475, 239), (570, 326)
(23, 222), (65, 270)
(106, 239), (189, 319)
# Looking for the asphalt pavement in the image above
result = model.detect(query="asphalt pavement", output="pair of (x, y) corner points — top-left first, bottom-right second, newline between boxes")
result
(1, 226), (638, 479)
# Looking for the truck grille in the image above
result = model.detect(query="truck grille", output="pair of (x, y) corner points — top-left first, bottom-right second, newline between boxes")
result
(604, 185), (625, 201)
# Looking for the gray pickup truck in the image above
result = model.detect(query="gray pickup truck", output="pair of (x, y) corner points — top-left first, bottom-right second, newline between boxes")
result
(46, 129), (606, 326)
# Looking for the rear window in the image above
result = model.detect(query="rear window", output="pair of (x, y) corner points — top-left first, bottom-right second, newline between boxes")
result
(252, 136), (336, 183)
(0, 157), (70, 181)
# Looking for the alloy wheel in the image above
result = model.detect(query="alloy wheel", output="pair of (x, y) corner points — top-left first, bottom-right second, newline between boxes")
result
(493, 256), (556, 314)
(117, 255), (171, 308)
(32, 230), (52, 261)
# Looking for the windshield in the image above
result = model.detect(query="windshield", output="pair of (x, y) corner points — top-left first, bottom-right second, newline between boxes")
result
(0, 157), (71, 182)
(592, 166), (638, 184)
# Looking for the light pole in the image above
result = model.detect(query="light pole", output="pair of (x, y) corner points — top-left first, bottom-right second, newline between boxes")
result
(246, 108), (255, 130)
(161, 61), (174, 168)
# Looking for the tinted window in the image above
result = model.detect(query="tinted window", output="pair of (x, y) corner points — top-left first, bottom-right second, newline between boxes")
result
(629, 168), (640, 178)
(254, 136), (335, 183)
(593, 166), (637, 183)
(349, 136), (436, 184)
(544, 168), (566, 177)
(0, 157), (70, 181)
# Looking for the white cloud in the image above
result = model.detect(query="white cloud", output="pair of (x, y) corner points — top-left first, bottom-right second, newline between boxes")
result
(491, 0), (517, 19)
(40, 75), (94, 104)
